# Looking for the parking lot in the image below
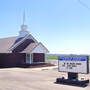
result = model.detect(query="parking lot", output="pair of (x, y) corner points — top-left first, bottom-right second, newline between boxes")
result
(0, 67), (90, 90)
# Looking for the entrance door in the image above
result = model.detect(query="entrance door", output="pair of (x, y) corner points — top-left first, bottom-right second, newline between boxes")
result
(33, 53), (45, 63)
(26, 54), (32, 64)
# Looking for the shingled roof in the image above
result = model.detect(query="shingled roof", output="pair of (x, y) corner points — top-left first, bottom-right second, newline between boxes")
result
(0, 36), (49, 53)
(0, 36), (38, 53)
(0, 37), (16, 53)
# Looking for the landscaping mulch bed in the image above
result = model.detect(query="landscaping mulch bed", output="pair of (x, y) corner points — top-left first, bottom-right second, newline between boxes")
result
(0, 63), (55, 69)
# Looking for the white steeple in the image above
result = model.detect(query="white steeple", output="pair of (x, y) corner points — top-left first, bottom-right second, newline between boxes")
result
(19, 11), (29, 38)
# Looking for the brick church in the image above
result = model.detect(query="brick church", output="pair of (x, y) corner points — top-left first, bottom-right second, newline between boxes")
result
(0, 18), (49, 67)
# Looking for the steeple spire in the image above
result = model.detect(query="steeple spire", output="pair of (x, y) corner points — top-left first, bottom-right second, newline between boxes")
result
(21, 10), (28, 31)
(19, 11), (29, 37)
(23, 10), (25, 25)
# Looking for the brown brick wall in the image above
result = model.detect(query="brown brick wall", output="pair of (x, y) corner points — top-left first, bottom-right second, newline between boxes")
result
(0, 53), (26, 67)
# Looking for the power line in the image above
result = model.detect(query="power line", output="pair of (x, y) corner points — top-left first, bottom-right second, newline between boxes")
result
(78, 0), (90, 10)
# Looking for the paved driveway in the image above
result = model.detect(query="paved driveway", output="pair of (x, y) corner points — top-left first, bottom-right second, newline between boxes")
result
(0, 68), (90, 90)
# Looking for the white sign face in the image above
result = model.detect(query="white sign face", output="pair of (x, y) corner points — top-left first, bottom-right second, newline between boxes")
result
(58, 55), (89, 74)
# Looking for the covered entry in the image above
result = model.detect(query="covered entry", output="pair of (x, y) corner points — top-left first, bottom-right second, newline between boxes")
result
(33, 53), (45, 63)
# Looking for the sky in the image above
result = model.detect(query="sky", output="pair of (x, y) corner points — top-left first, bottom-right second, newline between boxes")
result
(0, 0), (90, 54)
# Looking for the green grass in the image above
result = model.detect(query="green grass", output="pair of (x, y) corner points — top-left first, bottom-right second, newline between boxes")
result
(47, 56), (58, 60)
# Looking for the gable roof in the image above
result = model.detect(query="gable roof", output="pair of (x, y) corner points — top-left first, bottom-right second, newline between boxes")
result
(31, 42), (49, 53)
(12, 38), (35, 52)
(0, 36), (49, 53)
(0, 36), (37, 53)
(9, 34), (38, 52)
(22, 42), (38, 53)
(22, 42), (49, 53)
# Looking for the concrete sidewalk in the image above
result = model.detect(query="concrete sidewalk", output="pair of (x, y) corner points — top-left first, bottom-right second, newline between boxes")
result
(30, 66), (58, 71)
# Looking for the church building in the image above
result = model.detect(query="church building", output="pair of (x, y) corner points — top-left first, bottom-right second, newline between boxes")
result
(0, 18), (49, 67)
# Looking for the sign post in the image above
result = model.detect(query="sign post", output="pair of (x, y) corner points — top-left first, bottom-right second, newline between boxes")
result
(56, 55), (89, 87)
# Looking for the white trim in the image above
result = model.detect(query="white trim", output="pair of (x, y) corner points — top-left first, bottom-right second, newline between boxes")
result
(31, 43), (49, 53)
(9, 34), (30, 51)
(9, 33), (39, 52)
(26, 53), (32, 64)
(31, 53), (33, 63)
(30, 54), (32, 64)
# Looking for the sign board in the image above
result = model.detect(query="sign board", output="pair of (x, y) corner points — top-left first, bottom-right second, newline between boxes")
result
(58, 55), (89, 74)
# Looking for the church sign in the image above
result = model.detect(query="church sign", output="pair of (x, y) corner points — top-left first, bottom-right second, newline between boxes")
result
(58, 55), (89, 74)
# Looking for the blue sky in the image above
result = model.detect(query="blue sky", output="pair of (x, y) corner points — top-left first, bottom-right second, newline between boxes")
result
(0, 0), (90, 54)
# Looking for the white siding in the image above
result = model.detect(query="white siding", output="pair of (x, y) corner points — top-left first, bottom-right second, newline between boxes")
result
(31, 43), (48, 53)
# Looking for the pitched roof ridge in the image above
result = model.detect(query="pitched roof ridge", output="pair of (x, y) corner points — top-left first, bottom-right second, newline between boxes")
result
(9, 34), (30, 51)
(29, 33), (38, 43)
